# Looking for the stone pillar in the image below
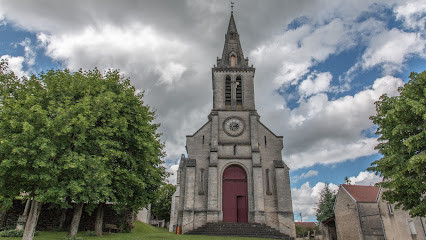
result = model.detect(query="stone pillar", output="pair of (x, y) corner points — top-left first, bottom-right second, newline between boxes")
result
(274, 160), (296, 238)
(207, 165), (219, 222)
(169, 167), (180, 232)
(250, 112), (264, 223)
(207, 112), (220, 222)
(210, 112), (218, 151)
(252, 165), (265, 223)
(182, 159), (196, 233)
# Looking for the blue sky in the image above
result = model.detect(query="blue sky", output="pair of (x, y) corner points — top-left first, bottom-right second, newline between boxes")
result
(1, 0), (425, 222)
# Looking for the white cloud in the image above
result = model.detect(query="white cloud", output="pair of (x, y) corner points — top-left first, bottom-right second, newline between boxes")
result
(251, 19), (352, 87)
(349, 171), (382, 186)
(394, 0), (426, 30)
(0, 15), (6, 26)
(0, 55), (27, 77)
(155, 62), (187, 86)
(40, 24), (190, 77)
(292, 182), (338, 221)
(361, 28), (426, 74)
(282, 75), (404, 169)
(292, 170), (319, 183)
(19, 38), (36, 67)
(299, 72), (332, 97)
(166, 164), (180, 184)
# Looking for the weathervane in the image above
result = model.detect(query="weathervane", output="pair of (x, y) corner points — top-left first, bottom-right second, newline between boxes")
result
(231, 2), (234, 13)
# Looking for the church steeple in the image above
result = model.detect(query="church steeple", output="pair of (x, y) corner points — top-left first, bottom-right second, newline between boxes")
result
(217, 12), (249, 68)
(212, 11), (255, 111)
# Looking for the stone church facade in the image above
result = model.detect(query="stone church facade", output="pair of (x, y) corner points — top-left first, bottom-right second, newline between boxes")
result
(169, 12), (296, 238)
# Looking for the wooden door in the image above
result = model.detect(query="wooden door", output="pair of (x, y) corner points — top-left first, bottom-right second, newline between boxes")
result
(222, 165), (248, 223)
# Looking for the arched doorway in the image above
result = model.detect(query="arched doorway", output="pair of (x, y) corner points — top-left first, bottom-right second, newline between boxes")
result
(222, 165), (248, 223)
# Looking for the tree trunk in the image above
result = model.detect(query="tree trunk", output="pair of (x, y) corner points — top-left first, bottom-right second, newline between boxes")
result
(94, 203), (104, 236)
(68, 202), (84, 237)
(22, 200), (42, 240)
(16, 199), (31, 231)
(57, 208), (67, 231)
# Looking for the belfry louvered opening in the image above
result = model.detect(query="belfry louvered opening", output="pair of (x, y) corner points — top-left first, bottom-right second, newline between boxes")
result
(236, 76), (242, 106)
(225, 75), (231, 107)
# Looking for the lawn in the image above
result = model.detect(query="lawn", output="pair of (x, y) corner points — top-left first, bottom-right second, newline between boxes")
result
(0, 221), (273, 240)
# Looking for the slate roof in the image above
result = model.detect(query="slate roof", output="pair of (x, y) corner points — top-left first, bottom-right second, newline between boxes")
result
(342, 184), (380, 203)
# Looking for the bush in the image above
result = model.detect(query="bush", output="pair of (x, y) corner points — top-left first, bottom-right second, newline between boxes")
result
(63, 236), (84, 240)
(85, 230), (96, 236)
(0, 229), (24, 237)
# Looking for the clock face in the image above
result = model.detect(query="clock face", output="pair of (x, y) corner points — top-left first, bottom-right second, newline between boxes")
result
(223, 117), (245, 136)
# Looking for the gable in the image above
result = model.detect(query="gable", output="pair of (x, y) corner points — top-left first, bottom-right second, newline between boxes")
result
(342, 184), (379, 203)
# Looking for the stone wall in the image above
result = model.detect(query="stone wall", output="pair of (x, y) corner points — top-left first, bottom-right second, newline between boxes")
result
(335, 187), (362, 240)
(378, 191), (426, 240)
(0, 200), (133, 232)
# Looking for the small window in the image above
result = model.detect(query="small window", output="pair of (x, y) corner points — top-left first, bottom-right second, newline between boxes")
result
(230, 55), (236, 67)
(233, 144), (236, 155)
(266, 169), (272, 195)
(387, 203), (393, 215)
(198, 168), (205, 195)
(202, 135), (205, 144)
(264, 136), (267, 146)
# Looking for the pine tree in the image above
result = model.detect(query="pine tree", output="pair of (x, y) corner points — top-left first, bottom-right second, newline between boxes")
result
(316, 184), (336, 222)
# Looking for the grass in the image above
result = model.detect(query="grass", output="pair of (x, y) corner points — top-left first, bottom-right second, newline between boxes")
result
(0, 221), (273, 240)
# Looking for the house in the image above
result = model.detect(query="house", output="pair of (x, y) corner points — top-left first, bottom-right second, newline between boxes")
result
(334, 184), (425, 240)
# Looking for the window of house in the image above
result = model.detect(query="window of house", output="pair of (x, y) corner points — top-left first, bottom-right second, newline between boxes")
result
(387, 203), (393, 215)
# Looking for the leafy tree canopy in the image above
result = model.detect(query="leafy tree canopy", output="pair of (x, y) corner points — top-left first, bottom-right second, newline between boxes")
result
(369, 71), (425, 217)
(0, 59), (166, 211)
(151, 183), (176, 221)
(316, 184), (336, 223)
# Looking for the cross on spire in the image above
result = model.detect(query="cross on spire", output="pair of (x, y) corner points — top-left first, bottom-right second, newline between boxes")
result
(231, 2), (234, 13)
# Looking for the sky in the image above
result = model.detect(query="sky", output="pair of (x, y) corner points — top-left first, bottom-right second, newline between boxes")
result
(0, 0), (425, 222)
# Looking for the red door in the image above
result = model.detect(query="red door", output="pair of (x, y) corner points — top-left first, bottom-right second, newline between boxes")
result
(222, 165), (248, 223)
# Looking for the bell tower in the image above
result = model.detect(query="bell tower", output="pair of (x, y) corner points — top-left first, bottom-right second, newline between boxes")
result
(212, 12), (255, 111)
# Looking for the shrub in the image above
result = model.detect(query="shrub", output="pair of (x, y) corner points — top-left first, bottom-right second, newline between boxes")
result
(0, 229), (24, 237)
(63, 236), (84, 240)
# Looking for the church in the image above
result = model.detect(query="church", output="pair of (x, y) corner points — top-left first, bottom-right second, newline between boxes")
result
(169, 11), (296, 239)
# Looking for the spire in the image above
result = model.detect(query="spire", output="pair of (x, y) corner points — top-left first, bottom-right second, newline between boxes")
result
(217, 11), (248, 68)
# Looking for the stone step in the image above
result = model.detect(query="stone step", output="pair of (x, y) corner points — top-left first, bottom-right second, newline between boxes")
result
(185, 222), (294, 240)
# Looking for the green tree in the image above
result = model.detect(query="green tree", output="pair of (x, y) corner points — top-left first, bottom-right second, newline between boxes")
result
(316, 184), (336, 222)
(344, 176), (351, 185)
(151, 183), (176, 222)
(0, 60), (166, 239)
(368, 71), (425, 217)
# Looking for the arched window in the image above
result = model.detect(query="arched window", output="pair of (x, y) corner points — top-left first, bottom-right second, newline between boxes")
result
(236, 76), (242, 106)
(225, 76), (231, 107)
(230, 55), (236, 67)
